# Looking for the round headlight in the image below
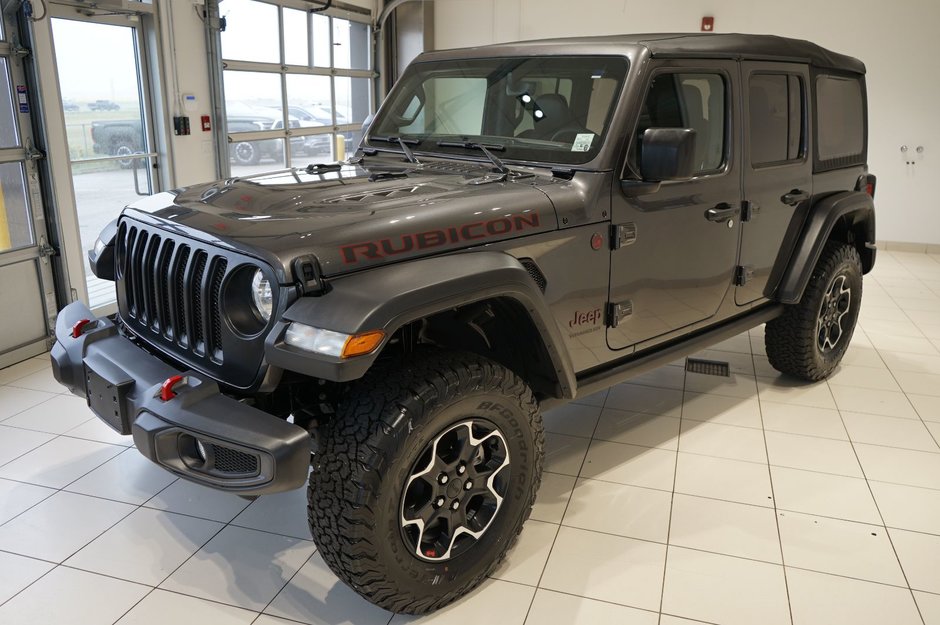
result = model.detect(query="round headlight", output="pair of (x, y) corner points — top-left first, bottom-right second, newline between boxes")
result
(250, 269), (273, 321)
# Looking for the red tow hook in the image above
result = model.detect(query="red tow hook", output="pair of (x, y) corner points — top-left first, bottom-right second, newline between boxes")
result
(71, 319), (92, 338)
(160, 375), (186, 401)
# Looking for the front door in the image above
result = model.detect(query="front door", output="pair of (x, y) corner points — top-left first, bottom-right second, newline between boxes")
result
(0, 11), (58, 368)
(608, 60), (741, 351)
(736, 61), (812, 305)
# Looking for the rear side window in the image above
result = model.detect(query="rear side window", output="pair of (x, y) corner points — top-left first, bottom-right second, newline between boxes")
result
(749, 73), (804, 166)
(815, 74), (865, 166)
(635, 72), (726, 175)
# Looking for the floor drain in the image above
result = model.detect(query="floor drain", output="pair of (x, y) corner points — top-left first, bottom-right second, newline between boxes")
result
(685, 358), (731, 377)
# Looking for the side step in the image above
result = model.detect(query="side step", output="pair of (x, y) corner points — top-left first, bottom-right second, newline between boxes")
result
(545, 304), (782, 408)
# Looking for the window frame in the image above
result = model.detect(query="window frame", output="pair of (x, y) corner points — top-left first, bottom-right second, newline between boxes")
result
(218, 0), (374, 174)
(747, 71), (807, 169)
(623, 66), (734, 181)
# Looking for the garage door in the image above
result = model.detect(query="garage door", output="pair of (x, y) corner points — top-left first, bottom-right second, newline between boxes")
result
(0, 13), (57, 369)
(217, 0), (374, 176)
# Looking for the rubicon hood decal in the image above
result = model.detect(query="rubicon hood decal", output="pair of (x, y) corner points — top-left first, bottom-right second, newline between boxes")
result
(341, 212), (541, 264)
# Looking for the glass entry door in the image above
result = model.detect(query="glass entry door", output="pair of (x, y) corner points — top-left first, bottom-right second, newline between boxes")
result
(50, 11), (158, 310)
(0, 12), (58, 368)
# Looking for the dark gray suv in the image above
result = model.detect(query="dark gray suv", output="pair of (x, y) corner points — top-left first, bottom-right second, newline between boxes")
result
(51, 33), (875, 615)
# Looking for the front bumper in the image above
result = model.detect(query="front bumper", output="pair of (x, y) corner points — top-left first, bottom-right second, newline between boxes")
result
(50, 301), (310, 496)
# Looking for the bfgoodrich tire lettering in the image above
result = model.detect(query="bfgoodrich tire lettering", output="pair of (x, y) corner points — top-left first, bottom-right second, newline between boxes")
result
(307, 351), (543, 614)
(765, 241), (863, 380)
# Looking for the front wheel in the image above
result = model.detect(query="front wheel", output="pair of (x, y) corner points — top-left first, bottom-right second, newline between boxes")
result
(765, 241), (863, 380)
(308, 351), (543, 614)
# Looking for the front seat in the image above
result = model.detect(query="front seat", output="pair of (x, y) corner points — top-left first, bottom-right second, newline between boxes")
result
(519, 94), (578, 141)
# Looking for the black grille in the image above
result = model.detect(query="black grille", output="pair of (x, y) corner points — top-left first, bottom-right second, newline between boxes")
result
(210, 444), (259, 475)
(117, 223), (228, 364)
(115, 218), (277, 388)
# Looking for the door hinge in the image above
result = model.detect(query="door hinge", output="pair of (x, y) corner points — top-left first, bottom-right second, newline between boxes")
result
(11, 44), (30, 58)
(611, 223), (637, 250)
(734, 265), (754, 286)
(38, 238), (57, 260)
(741, 200), (760, 222)
(25, 140), (45, 161)
(607, 301), (633, 328)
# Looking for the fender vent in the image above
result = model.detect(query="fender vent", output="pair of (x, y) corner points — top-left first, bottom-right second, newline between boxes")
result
(685, 358), (731, 377)
(520, 258), (547, 292)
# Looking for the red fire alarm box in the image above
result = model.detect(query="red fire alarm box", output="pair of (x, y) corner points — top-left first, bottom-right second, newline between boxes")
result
(201, 115), (211, 131)
(701, 16), (714, 32)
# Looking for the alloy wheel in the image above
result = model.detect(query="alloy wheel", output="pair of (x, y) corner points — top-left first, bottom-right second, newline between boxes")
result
(400, 419), (510, 562)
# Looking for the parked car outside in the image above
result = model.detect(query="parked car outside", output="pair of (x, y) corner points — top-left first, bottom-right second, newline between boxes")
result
(88, 99), (120, 111)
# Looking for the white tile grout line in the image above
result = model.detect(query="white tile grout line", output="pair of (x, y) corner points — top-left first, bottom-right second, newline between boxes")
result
(749, 334), (795, 625)
(654, 363), (688, 625)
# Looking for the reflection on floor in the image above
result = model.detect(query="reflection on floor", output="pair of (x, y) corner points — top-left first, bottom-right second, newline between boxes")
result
(1, 249), (940, 625)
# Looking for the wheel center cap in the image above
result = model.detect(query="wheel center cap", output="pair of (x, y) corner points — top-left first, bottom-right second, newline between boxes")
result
(446, 478), (463, 498)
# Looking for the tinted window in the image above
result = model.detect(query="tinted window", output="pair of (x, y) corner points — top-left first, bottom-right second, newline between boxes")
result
(816, 75), (864, 161)
(749, 73), (804, 166)
(636, 73), (725, 174)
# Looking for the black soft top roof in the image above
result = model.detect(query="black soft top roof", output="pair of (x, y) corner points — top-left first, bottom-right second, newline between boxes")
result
(423, 33), (865, 74)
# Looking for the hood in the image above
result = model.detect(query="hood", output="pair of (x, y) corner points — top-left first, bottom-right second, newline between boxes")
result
(124, 160), (562, 282)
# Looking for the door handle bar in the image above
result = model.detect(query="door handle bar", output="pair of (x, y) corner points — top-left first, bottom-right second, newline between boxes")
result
(705, 203), (738, 223)
(781, 189), (810, 206)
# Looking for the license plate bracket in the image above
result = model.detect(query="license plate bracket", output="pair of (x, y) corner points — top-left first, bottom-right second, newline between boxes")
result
(84, 364), (134, 435)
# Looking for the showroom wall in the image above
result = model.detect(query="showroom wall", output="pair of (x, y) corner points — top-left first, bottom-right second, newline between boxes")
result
(432, 0), (940, 247)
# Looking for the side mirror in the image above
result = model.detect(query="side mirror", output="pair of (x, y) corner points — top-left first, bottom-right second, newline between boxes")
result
(639, 128), (697, 182)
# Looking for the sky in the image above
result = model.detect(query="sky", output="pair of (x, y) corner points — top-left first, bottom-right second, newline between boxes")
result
(51, 18), (141, 103)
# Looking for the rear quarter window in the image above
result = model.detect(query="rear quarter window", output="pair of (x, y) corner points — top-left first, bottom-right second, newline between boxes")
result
(815, 74), (865, 168)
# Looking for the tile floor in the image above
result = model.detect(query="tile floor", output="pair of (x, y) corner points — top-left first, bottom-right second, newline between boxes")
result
(1, 249), (940, 625)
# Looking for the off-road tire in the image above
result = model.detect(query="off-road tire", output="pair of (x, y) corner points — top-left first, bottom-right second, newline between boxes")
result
(308, 351), (543, 614)
(765, 241), (862, 380)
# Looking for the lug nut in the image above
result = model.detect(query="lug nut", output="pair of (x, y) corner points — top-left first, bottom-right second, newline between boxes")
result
(457, 464), (466, 475)
(434, 496), (445, 508)
(451, 500), (460, 510)
(438, 473), (448, 485)
(465, 480), (473, 490)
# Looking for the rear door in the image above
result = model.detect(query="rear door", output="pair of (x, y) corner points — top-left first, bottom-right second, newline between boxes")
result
(737, 62), (812, 304)
(608, 60), (741, 351)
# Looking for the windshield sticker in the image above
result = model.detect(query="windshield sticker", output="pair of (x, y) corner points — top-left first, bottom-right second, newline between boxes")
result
(571, 133), (594, 153)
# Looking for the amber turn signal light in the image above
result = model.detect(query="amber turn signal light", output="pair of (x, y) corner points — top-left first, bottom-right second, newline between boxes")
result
(342, 330), (385, 359)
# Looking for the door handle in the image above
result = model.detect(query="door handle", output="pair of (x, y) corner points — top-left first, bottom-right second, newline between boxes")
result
(781, 189), (810, 206)
(705, 203), (738, 223)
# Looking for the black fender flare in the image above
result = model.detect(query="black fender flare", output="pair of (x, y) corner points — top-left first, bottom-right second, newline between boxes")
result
(774, 190), (875, 305)
(264, 251), (577, 397)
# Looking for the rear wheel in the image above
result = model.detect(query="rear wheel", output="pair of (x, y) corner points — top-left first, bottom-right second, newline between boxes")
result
(231, 141), (261, 166)
(111, 138), (140, 169)
(765, 241), (862, 380)
(307, 351), (543, 614)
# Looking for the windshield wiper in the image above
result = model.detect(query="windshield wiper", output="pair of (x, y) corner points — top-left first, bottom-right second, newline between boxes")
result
(436, 141), (510, 174)
(370, 135), (421, 164)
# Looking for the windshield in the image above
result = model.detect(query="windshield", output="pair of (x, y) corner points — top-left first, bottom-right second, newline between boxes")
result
(368, 56), (629, 166)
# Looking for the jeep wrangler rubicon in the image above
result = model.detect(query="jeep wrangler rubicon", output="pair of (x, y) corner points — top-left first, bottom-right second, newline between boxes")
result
(51, 33), (875, 614)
